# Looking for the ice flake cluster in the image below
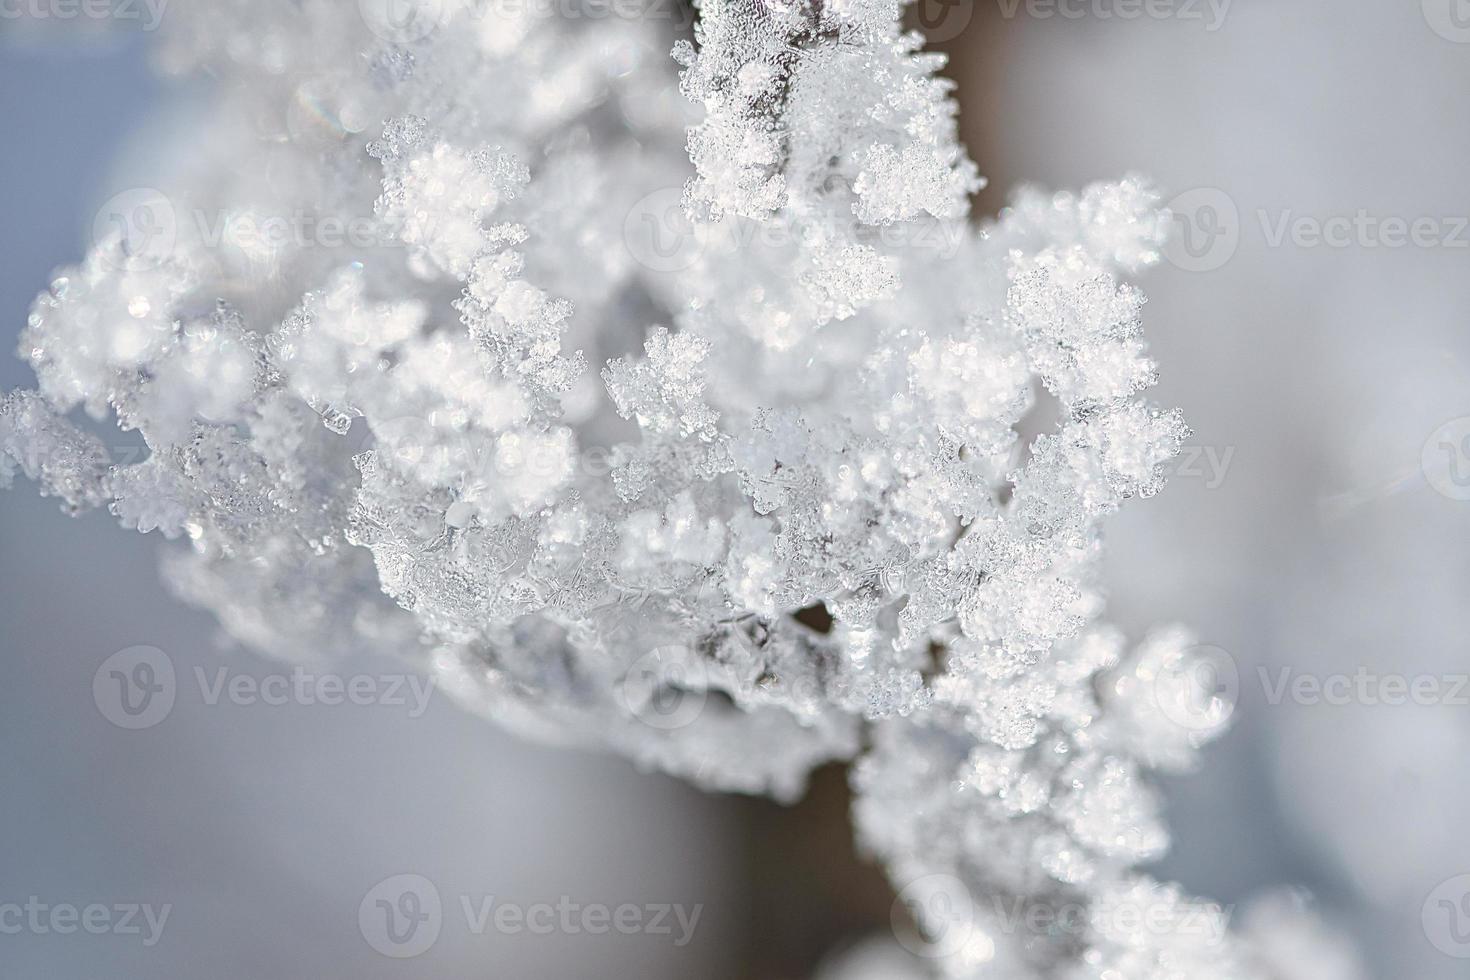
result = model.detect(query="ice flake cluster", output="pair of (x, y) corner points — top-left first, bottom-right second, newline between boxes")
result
(0, 1), (1327, 975)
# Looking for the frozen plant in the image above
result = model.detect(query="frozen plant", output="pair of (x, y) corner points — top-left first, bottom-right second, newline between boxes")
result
(0, 1), (1345, 975)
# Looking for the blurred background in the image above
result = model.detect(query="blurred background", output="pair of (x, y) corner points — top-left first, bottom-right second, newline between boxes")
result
(3, 2), (1469, 977)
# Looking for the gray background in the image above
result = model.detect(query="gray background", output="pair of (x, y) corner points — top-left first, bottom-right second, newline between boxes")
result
(5, 2), (1470, 976)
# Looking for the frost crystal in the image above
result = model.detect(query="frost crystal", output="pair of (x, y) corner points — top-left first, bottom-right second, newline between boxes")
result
(3, 2), (1301, 975)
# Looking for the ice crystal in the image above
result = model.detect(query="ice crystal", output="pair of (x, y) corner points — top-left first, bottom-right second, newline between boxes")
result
(2, 1), (1311, 975)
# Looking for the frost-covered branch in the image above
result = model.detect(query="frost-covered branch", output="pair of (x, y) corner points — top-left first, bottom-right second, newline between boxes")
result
(1, 1), (1350, 975)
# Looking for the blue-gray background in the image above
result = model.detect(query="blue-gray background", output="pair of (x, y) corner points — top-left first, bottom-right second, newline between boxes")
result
(5, 4), (1470, 977)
